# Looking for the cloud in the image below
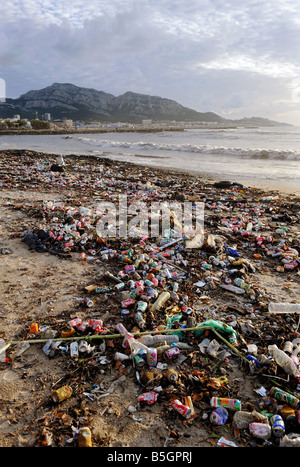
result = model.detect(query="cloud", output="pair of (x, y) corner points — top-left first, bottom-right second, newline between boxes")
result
(0, 0), (299, 123)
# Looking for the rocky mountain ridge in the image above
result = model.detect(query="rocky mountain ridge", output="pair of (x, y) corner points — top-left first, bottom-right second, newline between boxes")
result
(0, 82), (291, 126)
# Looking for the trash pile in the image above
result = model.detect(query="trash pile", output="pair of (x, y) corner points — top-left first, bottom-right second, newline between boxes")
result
(1, 149), (300, 448)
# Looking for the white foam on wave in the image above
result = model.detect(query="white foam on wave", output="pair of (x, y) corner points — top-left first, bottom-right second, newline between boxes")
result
(72, 135), (300, 161)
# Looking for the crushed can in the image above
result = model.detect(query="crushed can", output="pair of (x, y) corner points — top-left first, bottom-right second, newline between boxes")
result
(121, 298), (135, 307)
(84, 298), (94, 308)
(77, 321), (88, 332)
(51, 385), (73, 403)
(69, 318), (82, 328)
(121, 308), (130, 317)
(184, 396), (196, 419)
(164, 346), (180, 360)
(134, 311), (146, 329)
(210, 407), (229, 426)
(156, 344), (170, 357)
(171, 399), (192, 419)
(77, 427), (92, 447)
(89, 319), (104, 333)
(138, 391), (159, 405)
(249, 422), (271, 440)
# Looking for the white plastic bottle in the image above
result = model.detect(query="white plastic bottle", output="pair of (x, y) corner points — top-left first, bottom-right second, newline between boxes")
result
(268, 303), (300, 314)
(150, 291), (171, 312)
(139, 333), (179, 346)
(268, 344), (298, 375)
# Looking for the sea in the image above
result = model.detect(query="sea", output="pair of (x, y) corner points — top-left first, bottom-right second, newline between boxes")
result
(0, 125), (300, 194)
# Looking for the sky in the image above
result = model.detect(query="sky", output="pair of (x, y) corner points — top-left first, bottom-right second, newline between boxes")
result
(0, 0), (300, 125)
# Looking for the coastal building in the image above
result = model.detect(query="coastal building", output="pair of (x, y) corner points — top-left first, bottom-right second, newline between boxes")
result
(142, 119), (152, 126)
(62, 119), (74, 128)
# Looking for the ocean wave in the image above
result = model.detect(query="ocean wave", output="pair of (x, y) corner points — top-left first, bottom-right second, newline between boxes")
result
(71, 136), (300, 161)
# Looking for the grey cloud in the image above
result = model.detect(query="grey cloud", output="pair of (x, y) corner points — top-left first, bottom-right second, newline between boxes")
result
(0, 0), (299, 123)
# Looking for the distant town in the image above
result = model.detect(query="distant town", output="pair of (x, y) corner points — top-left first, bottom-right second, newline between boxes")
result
(0, 113), (249, 134)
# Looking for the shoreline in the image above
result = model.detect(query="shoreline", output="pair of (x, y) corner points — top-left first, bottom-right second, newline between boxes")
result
(1, 148), (299, 197)
(98, 154), (299, 196)
(0, 127), (185, 136)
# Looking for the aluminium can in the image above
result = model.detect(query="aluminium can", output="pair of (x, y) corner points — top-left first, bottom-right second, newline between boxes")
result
(210, 396), (241, 411)
(77, 427), (92, 447)
(165, 368), (179, 383)
(147, 347), (157, 367)
(138, 391), (158, 405)
(164, 346), (180, 360)
(270, 414), (285, 437)
(121, 298), (135, 307)
(70, 341), (79, 358)
(283, 341), (293, 355)
(171, 399), (192, 419)
(209, 407), (229, 426)
(270, 387), (299, 408)
(134, 353), (146, 368)
(51, 385), (73, 403)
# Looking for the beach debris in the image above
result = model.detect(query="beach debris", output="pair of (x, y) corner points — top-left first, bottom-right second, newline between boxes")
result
(0, 149), (299, 448)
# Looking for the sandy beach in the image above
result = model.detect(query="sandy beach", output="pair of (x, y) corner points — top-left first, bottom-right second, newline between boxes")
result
(0, 149), (299, 449)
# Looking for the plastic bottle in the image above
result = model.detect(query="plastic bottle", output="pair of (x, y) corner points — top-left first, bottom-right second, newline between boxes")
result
(127, 338), (148, 356)
(150, 291), (170, 312)
(268, 303), (300, 314)
(115, 322), (148, 355)
(138, 333), (179, 346)
(220, 284), (245, 294)
(268, 344), (298, 375)
(0, 338), (7, 362)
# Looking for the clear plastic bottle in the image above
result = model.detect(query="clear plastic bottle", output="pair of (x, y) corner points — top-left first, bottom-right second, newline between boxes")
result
(139, 333), (179, 346)
(220, 284), (245, 294)
(128, 337), (148, 356)
(0, 339), (7, 362)
(268, 344), (298, 375)
(115, 322), (148, 355)
(268, 303), (300, 314)
(150, 291), (170, 312)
